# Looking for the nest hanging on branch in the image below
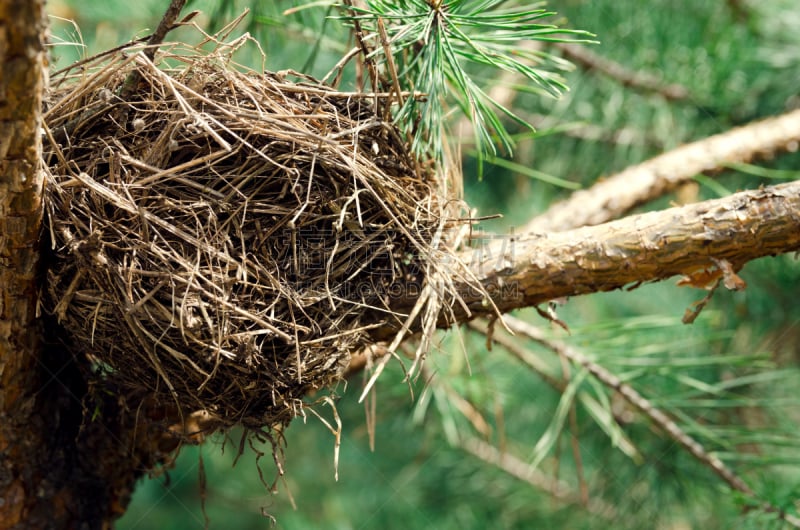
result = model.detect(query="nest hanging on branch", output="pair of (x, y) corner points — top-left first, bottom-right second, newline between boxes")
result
(42, 40), (469, 430)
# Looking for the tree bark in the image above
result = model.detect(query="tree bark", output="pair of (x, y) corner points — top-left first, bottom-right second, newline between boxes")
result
(369, 179), (800, 343)
(453, 180), (800, 318)
(1, 3), (175, 529)
(0, 0), (50, 526)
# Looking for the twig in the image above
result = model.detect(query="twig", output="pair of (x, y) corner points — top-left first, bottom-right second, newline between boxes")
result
(119, 0), (188, 99)
(427, 368), (493, 438)
(51, 1), (191, 145)
(456, 40), (689, 148)
(377, 17), (404, 122)
(524, 108), (800, 233)
(342, 0), (381, 108)
(459, 435), (617, 519)
(468, 319), (641, 460)
(556, 43), (691, 101)
(519, 111), (666, 149)
(343, 342), (389, 378)
(468, 320), (562, 391)
(501, 315), (800, 528)
(503, 315), (753, 493)
(558, 354), (588, 507)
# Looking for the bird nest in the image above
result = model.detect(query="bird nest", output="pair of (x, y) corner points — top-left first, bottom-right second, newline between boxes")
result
(42, 41), (468, 431)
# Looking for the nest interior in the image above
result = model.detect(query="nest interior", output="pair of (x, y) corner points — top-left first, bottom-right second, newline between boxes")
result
(43, 43), (463, 430)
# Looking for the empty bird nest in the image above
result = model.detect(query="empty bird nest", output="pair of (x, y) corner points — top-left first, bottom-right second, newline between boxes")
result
(42, 39), (474, 432)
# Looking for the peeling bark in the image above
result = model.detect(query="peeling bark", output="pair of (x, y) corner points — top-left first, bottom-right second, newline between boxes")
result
(525, 108), (800, 233)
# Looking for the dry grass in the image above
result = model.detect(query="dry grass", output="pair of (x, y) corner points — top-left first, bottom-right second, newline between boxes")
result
(42, 36), (471, 433)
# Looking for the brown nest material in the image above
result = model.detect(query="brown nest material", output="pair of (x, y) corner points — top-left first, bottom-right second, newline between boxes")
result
(42, 42), (470, 431)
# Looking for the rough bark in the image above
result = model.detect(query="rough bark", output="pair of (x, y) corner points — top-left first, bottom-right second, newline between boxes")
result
(524, 108), (800, 233)
(439, 180), (800, 320)
(1, 3), (176, 529)
(0, 0), (50, 526)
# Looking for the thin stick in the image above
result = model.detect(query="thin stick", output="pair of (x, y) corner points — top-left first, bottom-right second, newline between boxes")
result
(459, 435), (616, 518)
(342, 0), (380, 108)
(556, 42), (690, 101)
(119, 0), (187, 99)
(468, 320), (641, 460)
(146, 0), (188, 62)
(501, 315), (800, 528)
(51, 0), (190, 145)
(559, 354), (588, 507)
(377, 17), (404, 122)
(503, 315), (752, 493)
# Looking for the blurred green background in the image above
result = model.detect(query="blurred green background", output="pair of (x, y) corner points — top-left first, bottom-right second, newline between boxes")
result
(47, 1), (800, 528)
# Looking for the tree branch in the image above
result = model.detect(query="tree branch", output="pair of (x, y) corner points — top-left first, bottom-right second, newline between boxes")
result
(441, 180), (800, 320)
(524, 108), (800, 233)
(459, 435), (617, 519)
(501, 315), (800, 528)
(555, 42), (691, 101)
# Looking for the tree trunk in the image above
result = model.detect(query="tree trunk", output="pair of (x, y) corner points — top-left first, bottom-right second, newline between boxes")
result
(0, 3), (168, 528)
(0, 0), (52, 526)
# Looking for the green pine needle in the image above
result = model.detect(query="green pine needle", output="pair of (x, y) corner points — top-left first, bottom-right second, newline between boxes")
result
(339, 0), (595, 172)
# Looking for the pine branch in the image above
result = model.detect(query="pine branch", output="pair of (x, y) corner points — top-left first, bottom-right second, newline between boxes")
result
(555, 42), (691, 101)
(503, 316), (753, 493)
(379, 180), (800, 326)
(465, 180), (800, 316)
(468, 319), (641, 461)
(341, 1), (589, 164)
(500, 315), (800, 528)
(459, 435), (617, 519)
(525, 108), (800, 233)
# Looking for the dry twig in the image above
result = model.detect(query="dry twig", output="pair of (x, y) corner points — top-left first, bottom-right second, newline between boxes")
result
(459, 435), (617, 519)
